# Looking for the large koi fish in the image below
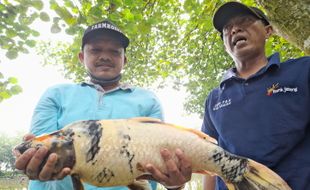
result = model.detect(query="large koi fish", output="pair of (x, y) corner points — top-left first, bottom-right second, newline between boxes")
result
(14, 117), (291, 190)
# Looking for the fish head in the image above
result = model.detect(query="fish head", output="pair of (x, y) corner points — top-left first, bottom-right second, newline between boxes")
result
(14, 129), (76, 174)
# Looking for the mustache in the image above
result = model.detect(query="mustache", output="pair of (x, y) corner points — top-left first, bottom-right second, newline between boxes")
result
(95, 61), (114, 67)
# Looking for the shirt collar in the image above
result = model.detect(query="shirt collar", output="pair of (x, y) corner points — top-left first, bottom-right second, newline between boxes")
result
(220, 53), (281, 87)
(82, 80), (134, 93)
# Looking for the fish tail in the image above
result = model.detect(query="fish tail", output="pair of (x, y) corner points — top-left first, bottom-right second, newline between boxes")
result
(226, 159), (291, 190)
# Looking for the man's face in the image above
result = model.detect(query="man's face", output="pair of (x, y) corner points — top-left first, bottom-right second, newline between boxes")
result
(79, 34), (126, 80)
(222, 15), (271, 59)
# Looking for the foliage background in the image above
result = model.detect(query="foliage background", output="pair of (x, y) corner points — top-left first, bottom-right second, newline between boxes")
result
(0, 0), (306, 115)
(0, 0), (307, 188)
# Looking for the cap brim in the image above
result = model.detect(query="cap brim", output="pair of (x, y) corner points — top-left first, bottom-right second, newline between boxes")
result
(213, 2), (258, 33)
(82, 29), (129, 49)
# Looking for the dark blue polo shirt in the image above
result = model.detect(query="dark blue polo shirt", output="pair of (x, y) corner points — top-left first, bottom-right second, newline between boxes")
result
(201, 53), (310, 190)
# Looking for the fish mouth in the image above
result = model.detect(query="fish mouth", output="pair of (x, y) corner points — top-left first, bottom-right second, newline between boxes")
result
(14, 141), (34, 154)
(14, 132), (76, 174)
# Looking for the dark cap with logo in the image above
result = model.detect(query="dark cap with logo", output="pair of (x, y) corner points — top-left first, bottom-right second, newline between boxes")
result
(82, 20), (130, 49)
(213, 1), (270, 35)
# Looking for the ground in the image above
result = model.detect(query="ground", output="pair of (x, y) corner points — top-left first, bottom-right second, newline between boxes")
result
(0, 175), (28, 190)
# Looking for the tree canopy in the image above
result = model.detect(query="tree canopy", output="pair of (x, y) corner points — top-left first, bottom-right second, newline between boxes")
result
(0, 0), (48, 102)
(257, 0), (310, 54)
(0, 0), (307, 115)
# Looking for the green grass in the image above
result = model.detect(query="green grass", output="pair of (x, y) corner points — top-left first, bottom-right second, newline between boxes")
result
(0, 176), (28, 190)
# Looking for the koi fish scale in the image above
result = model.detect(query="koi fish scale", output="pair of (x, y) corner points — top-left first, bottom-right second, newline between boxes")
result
(15, 117), (291, 190)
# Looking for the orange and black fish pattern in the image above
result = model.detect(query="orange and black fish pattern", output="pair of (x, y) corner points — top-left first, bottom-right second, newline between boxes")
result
(15, 117), (291, 190)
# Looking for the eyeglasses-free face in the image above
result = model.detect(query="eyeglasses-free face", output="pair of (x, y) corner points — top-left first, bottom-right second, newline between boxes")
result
(222, 15), (260, 36)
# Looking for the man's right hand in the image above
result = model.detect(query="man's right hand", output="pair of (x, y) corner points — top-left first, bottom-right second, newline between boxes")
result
(13, 134), (71, 181)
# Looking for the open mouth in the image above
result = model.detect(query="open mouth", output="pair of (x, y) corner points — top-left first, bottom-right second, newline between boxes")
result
(232, 36), (247, 46)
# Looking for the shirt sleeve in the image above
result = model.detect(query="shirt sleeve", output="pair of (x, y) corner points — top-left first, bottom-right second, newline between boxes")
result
(147, 93), (164, 121)
(30, 87), (61, 136)
(201, 95), (218, 139)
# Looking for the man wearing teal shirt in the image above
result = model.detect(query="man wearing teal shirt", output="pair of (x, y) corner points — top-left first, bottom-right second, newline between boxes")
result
(29, 83), (163, 190)
(14, 20), (192, 190)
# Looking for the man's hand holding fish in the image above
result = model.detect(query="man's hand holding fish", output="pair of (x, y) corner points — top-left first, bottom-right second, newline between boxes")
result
(14, 133), (192, 190)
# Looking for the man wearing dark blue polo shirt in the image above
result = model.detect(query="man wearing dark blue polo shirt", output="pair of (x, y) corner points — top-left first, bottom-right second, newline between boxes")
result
(201, 2), (310, 190)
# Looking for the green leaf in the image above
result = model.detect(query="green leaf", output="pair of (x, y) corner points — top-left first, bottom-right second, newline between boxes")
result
(71, 7), (79, 14)
(139, 22), (151, 35)
(5, 50), (18, 59)
(111, 0), (123, 7)
(39, 12), (50, 22)
(6, 29), (18, 38)
(32, 0), (44, 10)
(53, 17), (61, 23)
(134, 13), (143, 21)
(0, 3), (5, 11)
(8, 77), (18, 84)
(51, 24), (61, 33)
(0, 91), (11, 99)
(25, 40), (36, 47)
(183, 0), (193, 12)
(64, 0), (75, 8)
(124, 0), (133, 5)
(28, 12), (40, 24)
(0, 72), (4, 79)
(122, 9), (134, 21)
(32, 30), (40, 37)
(89, 5), (105, 19)
(51, 4), (75, 25)
(10, 85), (23, 95)
(65, 26), (77, 35)
(64, 17), (77, 26)
(18, 16), (33, 25)
(20, 47), (30, 54)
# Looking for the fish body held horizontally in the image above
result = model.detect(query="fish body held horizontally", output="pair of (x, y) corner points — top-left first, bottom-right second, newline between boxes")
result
(15, 117), (291, 190)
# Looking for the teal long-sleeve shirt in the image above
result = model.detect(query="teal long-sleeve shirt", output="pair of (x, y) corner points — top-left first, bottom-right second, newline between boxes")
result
(28, 82), (164, 190)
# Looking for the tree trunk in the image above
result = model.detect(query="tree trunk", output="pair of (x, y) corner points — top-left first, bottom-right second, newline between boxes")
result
(256, 0), (310, 54)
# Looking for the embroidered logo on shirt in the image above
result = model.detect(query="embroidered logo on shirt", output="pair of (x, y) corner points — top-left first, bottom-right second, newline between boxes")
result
(213, 99), (231, 111)
(266, 83), (298, 96)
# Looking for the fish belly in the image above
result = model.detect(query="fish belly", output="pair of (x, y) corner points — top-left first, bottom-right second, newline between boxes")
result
(70, 120), (219, 187)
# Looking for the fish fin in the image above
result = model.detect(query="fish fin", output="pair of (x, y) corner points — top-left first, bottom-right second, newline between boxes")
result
(182, 128), (217, 144)
(195, 170), (217, 176)
(127, 179), (152, 190)
(130, 117), (163, 123)
(34, 129), (65, 142)
(225, 183), (236, 190)
(130, 117), (217, 144)
(35, 134), (53, 142)
(162, 123), (218, 144)
(71, 174), (84, 190)
(132, 117), (217, 144)
(227, 159), (291, 190)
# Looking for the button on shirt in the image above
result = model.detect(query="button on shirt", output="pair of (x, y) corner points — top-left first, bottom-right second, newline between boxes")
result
(29, 82), (163, 190)
(202, 53), (310, 190)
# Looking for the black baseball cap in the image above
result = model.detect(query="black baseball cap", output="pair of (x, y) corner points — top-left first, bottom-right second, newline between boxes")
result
(81, 20), (130, 49)
(213, 2), (270, 35)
